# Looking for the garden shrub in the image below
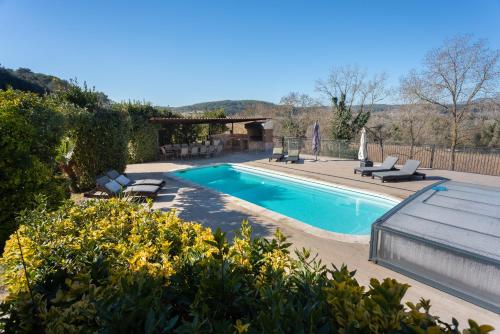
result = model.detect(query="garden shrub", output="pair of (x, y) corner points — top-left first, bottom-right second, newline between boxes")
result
(57, 80), (109, 110)
(68, 107), (130, 190)
(115, 102), (164, 163)
(197, 108), (228, 138)
(59, 83), (129, 190)
(0, 199), (493, 333)
(0, 89), (69, 251)
(159, 122), (203, 146)
(127, 123), (159, 163)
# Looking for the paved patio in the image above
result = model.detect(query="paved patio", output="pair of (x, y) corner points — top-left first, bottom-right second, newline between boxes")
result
(125, 152), (500, 328)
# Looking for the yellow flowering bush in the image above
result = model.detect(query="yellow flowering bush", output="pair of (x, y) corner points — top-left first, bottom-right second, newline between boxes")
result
(0, 199), (494, 333)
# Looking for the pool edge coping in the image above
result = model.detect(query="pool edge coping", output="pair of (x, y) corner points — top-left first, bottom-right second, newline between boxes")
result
(165, 162), (403, 244)
(231, 163), (403, 204)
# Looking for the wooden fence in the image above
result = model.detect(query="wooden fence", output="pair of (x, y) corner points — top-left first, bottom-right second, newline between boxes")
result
(278, 137), (500, 176)
(367, 143), (500, 176)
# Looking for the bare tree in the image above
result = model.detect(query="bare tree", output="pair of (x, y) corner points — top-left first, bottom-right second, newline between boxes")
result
(279, 92), (316, 110)
(401, 35), (499, 169)
(278, 92), (316, 138)
(316, 65), (389, 140)
(396, 90), (432, 158)
(397, 104), (430, 158)
(316, 65), (389, 113)
(366, 122), (391, 160)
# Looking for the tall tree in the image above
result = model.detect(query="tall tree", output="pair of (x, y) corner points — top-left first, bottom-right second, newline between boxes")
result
(396, 90), (432, 158)
(279, 92), (315, 138)
(401, 35), (499, 169)
(201, 108), (227, 137)
(316, 65), (388, 140)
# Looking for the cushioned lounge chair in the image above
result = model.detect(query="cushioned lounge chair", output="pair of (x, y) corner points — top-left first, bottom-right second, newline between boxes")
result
(372, 160), (426, 182)
(285, 149), (300, 164)
(269, 147), (284, 162)
(354, 156), (398, 176)
(96, 175), (161, 198)
(106, 170), (165, 187)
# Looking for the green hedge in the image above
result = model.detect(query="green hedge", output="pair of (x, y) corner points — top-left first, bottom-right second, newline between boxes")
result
(127, 124), (159, 163)
(115, 102), (161, 164)
(0, 89), (69, 251)
(0, 199), (493, 333)
(69, 108), (129, 190)
(56, 83), (129, 190)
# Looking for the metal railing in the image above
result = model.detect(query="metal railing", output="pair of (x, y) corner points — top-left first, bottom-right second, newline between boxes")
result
(274, 137), (500, 176)
(276, 137), (358, 160)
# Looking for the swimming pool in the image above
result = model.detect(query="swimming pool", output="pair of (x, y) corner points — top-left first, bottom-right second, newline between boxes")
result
(173, 164), (397, 235)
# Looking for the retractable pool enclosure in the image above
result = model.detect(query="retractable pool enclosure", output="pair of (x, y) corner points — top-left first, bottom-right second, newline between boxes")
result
(370, 181), (500, 313)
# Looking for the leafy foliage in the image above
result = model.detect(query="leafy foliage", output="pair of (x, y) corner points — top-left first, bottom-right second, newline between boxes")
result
(68, 108), (129, 190)
(331, 94), (370, 140)
(475, 119), (500, 147)
(197, 108), (228, 138)
(61, 84), (129, 190)
(0, 67), (70, 95)
(0, 89), (69, 251)
(158, 122), (204, 146)
(115, 102), (165, 163)
(57, 80), (110, 110)
(0, 199), (493, 333)
(282, 115), (306, 138)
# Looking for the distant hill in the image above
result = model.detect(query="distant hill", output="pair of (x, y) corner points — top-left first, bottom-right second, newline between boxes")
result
(0, 66), (71, 94)
(170, 100), (404, 116)
(171, 100), (278, 115)
(3, 65), (496, 117)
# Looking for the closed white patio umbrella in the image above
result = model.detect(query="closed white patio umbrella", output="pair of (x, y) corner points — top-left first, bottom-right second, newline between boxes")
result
(358, 127), (368, 161)
(312, 121), (320, 161)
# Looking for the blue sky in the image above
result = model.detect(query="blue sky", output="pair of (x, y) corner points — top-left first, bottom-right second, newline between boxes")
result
(1, 0), (499, 106)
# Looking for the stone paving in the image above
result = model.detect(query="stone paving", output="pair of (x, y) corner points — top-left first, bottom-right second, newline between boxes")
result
(125, 152), (500, 328)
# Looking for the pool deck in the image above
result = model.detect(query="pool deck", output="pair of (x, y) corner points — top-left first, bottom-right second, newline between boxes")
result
(125, 152), (500, 328)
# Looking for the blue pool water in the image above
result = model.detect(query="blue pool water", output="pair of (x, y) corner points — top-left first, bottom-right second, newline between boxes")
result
(173, 164), (396, 235)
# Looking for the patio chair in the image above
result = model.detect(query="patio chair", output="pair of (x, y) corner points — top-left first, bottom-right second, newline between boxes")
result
(269, 147), (284, 162)
(160, 146), (175, 160)
(95, 175), (161, 198)
(207, 145), (216, 157)
(179, 147), (189, 159)
(106, 170), (165, 187)
(354, 156), (398, 176)
(372, 160), (426, 182)
(190, 146), (199, 158)
(172, 144), (181, 158)
(215, 145), (223, 156)
(199, 145), (208, 157)
(284, 149), (300, 164)
(159, 146), (167, 160)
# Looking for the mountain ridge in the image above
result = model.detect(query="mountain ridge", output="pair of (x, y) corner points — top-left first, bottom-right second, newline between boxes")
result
(2, 66), (497, 116)
(168, 100), (278, 115)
